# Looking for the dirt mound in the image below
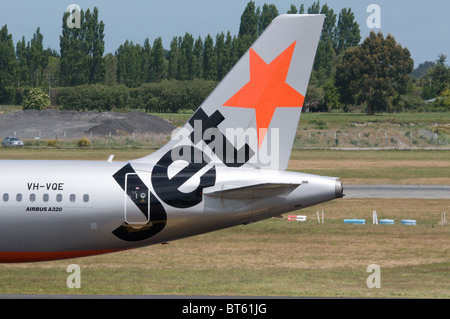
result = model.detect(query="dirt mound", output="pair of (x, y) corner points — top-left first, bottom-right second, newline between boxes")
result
(86, 111), (175, 136)
(0, 109), (175, 140)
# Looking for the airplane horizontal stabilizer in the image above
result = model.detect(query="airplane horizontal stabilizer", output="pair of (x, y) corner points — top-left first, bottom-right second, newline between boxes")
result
(203, 182), (301, 199)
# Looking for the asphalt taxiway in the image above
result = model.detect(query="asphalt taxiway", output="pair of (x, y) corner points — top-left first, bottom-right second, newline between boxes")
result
(344, 184), (450, 199)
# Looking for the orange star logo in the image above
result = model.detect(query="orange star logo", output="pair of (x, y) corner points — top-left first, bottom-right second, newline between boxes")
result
(223, 41), (304, 148)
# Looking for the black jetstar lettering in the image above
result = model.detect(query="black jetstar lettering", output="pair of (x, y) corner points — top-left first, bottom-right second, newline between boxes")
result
(112, 163), (167, 241)
(188, 108), (254, 167)
(152, 145), (216, 209)
(111, 107), (255, 242)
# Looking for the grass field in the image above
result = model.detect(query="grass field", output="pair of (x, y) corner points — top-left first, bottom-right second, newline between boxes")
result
(0, 145), (449, 297)
(2, 147), (450, 185)
(0, 199), (448, 297)
(154, 111), (450, 149)
(3, 109), (450, 150)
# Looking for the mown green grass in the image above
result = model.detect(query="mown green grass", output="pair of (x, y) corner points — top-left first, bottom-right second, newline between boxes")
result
(154, 111), (450, 127)
(155, 111), (450, 137)
(289, 149), (450, 184)
(1, 148), (450, 185)
(301, 166), (450, 183)
(0, 147), (153, 161)
(0, 201), (448, 297)
(301, 111), (450, 126)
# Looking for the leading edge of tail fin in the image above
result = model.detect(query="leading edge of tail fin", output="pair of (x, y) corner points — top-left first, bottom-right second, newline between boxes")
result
(135, 14), (324, 170)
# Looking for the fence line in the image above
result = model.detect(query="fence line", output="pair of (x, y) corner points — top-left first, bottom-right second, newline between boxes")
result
(4, 128), (450, 150)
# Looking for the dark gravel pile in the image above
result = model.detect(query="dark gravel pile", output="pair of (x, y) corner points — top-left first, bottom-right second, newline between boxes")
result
(0, 109), (175, 139)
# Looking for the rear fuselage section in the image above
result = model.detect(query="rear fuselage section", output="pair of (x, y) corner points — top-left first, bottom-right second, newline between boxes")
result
(0, 159), (341, 262)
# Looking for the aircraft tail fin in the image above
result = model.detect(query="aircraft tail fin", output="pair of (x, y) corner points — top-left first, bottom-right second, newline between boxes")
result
(134, 14), (324, 170)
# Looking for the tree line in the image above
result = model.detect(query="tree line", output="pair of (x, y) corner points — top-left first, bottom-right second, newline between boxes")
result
(0, 1), (448, 114)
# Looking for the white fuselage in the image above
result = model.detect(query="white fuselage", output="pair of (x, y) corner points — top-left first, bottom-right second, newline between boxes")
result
(0, 159), (341, 262)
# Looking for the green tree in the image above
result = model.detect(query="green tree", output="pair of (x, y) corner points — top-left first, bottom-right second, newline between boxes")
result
(116, 40), (144, 87)
(334, 8), (361, 54)
(28, 27), (49, 87)
(104, 53), (118, 86)
(313, 4), (337, 79)
(238, 1), (259, 56)
(87, 7), (106, 84)
(422, 54), (450, 99)
(322, 80), (341, 111)
(299, 4), (305, 14)
(168, 37), (179, 80)
(307, 1), (321, 14)
(287, 5), (297, 14)
(15, 36), (28, 87)
(0, 25), (17, 97)
(150, 37), (166, 82)
(313, 39), (335, 84)
(320, 4), (337, 42)
(203, 34), (217, 81)
(43, 55), (61, 99)
(215, 32), (228, 81)
(59, 7), (105, 86)
(335, 32), (414, 114)
(178, 33), (195, 80)
(224, 32), (237, 75)
(192, 36), (204, 79)
(22, 88), (50, 110)
(434, 87), (450, 110)
(258, 4), (278, 35)
(142, 38), (152, 83)
(239, 1), (259, 40)
(60, 10), (90, 86)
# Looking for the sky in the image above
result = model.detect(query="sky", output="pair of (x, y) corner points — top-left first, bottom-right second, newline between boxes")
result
(1, 0), (449, 67)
